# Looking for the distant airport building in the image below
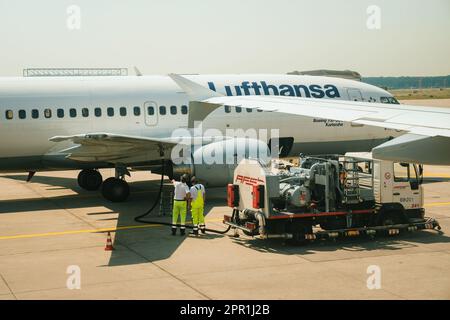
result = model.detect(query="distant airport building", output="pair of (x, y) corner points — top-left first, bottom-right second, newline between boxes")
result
(23, 68), (128, 77)
(288, 69), (362, 81)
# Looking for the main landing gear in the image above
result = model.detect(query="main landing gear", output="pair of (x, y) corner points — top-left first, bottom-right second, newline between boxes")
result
(77, 169), (103, 191)
(77, 167), (130, 202)
(102, 178), (130, 202)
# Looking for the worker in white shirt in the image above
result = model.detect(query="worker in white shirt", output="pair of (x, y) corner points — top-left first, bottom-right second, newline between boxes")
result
(171, 174), (190, 236)
(190, 176), (206, 235)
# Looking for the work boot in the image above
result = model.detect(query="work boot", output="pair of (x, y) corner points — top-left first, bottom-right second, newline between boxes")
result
(200, 225), (206, 234)
(180, 228), (186, 236)
(171, 228), (177, 236)
(192, 229), (199, 236)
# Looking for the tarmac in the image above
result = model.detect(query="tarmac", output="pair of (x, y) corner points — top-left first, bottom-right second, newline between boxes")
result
(0, 99), (449, 300)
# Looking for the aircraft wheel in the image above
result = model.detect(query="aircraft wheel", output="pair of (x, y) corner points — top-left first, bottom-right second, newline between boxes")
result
(102, 177), (130, 202)
(77, 169), (103, 191)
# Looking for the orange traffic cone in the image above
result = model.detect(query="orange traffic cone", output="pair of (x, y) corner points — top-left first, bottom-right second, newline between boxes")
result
(105, 232), (114, 251)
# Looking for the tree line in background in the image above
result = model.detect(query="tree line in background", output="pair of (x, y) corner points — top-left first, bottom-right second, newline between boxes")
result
(362, 75), (450, 90)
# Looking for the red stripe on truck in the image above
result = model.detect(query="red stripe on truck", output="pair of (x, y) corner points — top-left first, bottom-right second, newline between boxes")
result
(267, 209), (374, 220)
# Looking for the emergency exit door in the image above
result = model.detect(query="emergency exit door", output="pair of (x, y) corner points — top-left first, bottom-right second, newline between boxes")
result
(347, 88), (363, 101)
(144, 101), (158, 126)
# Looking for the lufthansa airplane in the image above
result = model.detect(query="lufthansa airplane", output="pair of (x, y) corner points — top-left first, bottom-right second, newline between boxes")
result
(0, 73), (409, 202)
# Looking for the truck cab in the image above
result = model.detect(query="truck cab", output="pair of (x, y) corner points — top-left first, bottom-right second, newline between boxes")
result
(346, 152), (424, 218)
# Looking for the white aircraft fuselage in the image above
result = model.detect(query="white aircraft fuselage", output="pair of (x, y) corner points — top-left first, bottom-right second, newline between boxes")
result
(0, 74), (399, 172)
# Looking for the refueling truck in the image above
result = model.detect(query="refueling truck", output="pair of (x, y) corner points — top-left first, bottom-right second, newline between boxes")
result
(224, 153), (441, 242)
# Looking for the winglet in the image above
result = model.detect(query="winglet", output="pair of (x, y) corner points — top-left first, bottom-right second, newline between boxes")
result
(168, 73), (223, 101)
(169, 74), (224, 128)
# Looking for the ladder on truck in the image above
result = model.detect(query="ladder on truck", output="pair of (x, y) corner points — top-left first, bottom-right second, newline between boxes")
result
(342, 160), (361, 204)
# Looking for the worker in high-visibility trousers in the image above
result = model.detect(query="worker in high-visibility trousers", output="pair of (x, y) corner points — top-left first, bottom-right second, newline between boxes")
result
(171, 174), (190, 236)
(190, 176), (206, 235)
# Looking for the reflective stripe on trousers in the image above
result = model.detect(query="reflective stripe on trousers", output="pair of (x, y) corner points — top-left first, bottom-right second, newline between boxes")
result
(172, 200), (187, 228)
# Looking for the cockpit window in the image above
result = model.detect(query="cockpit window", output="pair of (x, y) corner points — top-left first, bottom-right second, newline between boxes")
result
(380, 97), (400, 104)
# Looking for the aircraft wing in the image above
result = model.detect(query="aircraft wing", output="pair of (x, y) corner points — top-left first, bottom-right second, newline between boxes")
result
(193, 95), (450, 165)
(168, 73), (450, 165)
(49, 133), (181, 163)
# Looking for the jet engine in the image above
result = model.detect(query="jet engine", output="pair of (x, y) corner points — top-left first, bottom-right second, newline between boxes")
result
(169, 138), (271, 186)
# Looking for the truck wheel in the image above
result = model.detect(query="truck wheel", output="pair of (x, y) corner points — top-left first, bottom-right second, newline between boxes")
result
(243, 230), (258, 237)
(287, 224), (312, 245)
(291, 232), (307, 245)
(380, 209), (406, 226)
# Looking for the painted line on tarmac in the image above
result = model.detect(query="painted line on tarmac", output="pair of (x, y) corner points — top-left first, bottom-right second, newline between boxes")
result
(424, 201), (450, 207)
(2, 201), (450, 241)
(0, 218), (224, 241)
(423, 173), (450, 178)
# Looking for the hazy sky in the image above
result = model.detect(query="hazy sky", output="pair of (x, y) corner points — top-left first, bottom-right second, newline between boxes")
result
(0, 0), (449, 77)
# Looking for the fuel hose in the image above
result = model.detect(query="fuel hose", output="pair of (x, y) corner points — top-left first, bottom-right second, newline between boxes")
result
(134, 159), (232, 234)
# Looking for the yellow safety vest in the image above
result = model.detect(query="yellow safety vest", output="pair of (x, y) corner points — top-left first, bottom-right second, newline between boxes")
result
(191, 185), (204, 209)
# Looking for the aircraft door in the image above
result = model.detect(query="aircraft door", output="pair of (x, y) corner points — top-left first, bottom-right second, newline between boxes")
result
(144, 101), (158, 126)
(347, 88), (363, 101)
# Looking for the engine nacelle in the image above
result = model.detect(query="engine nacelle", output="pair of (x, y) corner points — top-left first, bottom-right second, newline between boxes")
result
(170, 138), (271, 187)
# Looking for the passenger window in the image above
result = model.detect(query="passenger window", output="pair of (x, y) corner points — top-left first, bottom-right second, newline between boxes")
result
(5, 110), (13, 119)
(170, 106), (177, 115)
(133, 106), (141, 116)
(95, 108), (102, 117)
(57, 109), (64, 118)
(82, 108), (89, 117)
(70, 108), (77, 118)
(107, 107), (114, 117)
(224, 106), (231, 113)
(181, 105), (188, 115)
(120, 107), (127, 116)
(257, 109), (263, 112)
(44, 108), (52, 118)
(32, 109), (39, 119)
(235, 107), (242, 113)
(19, 110), (26, 119)
(159, 106), (166, 115)
(147, 106), (155, 116)
(246, 108), (252, 113)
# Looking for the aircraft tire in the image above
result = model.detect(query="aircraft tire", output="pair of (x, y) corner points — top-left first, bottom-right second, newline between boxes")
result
(77, 169), (103, 191)
(102, 177), (130, 202)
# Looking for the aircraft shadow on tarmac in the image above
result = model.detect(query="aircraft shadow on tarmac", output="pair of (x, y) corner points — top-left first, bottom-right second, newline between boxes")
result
(421, 177), (450, 184)
(1, 174), (449, 265)
(0, 174), (227, 266)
